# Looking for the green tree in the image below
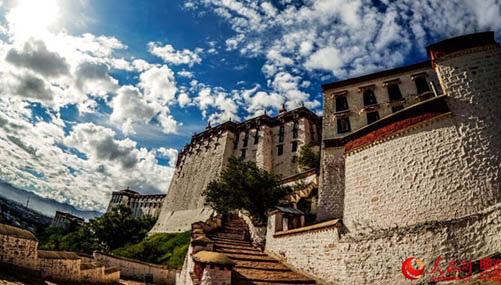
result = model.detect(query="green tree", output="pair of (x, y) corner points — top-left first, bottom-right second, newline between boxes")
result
(202, 156), (291, 223)
(90, 204), (156, 251)
(296, 144), (320, 170)
(38, 204), (156, 253)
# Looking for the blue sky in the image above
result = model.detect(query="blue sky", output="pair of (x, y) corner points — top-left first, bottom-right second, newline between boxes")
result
(0, 0), (499, 212)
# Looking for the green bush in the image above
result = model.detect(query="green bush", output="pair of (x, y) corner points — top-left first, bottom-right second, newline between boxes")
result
(37, 204), (156, 254)
(112, 231), (191, 269)
(202, 155), (291, 223)
(296, 144), (320, 170)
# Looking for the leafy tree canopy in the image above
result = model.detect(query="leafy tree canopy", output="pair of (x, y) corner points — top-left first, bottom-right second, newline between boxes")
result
(296, 144), (320, 171)
(202, 156), (291, 223)
(38, 204), (156, 254)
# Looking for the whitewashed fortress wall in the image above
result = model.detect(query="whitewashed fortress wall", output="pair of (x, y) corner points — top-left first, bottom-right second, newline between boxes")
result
(318, 61), (441, 221)
(106, 189), (165, 219)
(265, 32), (501, 284)
(151, 107), (321, 233)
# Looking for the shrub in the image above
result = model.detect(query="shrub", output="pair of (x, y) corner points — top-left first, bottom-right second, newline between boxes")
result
(202, 156), (291, 223)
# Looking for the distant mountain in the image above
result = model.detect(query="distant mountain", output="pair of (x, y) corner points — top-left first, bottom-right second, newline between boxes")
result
(0, 182), (102, 220)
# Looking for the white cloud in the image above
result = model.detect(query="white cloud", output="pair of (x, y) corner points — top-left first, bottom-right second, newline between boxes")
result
(157, 111), (181, 134)
(304, 47), (344, 76)
(138, 65), (178, 106)
(148, 42), (202, 67)
(156, 147), (178, 167)
(110, 86), (156, 135)
(177, 70), (194, 78)
(178, 92), (191, 107)
(5, 39), (70, 78)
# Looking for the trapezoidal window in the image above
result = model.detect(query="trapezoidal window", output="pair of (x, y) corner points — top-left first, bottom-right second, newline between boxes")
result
(337, 117), (351, 134)
(243, 131), (249, 147)
(241, 148), (246, 158)
(335, 96), (349, 112)
(363, 90), (377, 106)
(387, 84), (403, 101)
(415, 77), (430, 94)
(367, 111), (380, 124)
(291, 141), (298, 152)
(279, 125), (285, 143)
(292, 121), (299, 139)
(233, 134), (239, 149)
(277, 145), (284, 156)
(254, 129), (259, 144)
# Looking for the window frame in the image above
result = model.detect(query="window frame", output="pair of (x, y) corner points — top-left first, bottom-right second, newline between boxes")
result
(366, 111), (380, 124)
(335, 96), (349, 112)
(363, 90), (378, 106)
(337, 117), (351, 134)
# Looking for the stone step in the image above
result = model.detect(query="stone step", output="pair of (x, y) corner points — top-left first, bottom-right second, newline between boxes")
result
(209, 236), (250, 243)
(224, 253), (278, 262)
(215, 244), (262, 252)
(210, 236), (249, 244)
(233, 268), (315, 284)
(216, 248), (268, 257)
(213, 232), (246, 239)
(233, 260), (291, 271)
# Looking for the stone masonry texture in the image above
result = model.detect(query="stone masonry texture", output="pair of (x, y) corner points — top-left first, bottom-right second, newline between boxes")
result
(265, 37), (501, 284)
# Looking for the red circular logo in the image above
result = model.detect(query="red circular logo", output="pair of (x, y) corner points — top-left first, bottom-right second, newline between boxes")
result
(402, 257), (425, 280)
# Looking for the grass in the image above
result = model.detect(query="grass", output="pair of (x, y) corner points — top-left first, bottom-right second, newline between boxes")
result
(112, 231), (191, 269)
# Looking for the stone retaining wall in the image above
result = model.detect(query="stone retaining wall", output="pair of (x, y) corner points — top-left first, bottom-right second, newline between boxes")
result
(94, 251), (177, 284)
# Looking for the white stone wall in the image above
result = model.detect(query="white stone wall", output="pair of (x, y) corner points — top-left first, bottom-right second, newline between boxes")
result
(131, 195), (165, 218)
(317, 146), (344, 222)
(238, 211), (266, 248)
(231, 117), (317, 179)
(151, 131), (233, 233)
(266, 205), (501, 284)
(344, 45), (501, 234)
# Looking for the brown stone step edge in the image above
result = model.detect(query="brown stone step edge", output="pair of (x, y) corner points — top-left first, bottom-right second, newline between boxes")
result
(216, 249), (268, 257)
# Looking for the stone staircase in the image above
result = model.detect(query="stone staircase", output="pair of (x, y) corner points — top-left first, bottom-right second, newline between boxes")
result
(207, 215), (315, 285)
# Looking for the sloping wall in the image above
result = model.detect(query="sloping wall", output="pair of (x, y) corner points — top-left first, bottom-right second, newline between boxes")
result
(94, 251), (178, 284)
(150, 131), (234, 233)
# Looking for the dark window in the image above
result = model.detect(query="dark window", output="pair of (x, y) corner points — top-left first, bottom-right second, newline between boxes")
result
(241, 149), (246, 158)
(415, 77), (430, 94)
(310, 124), (315, 143)
(279, 125), (285, 143)
(293, 121), (299, 138)
(335, 96), (349, 112)
(277, 145), (283, 156)
(392, 105), (404, 113)
(337, 117), (351, 134)
(254, 129), (259, 144)
(292, 141), (298, 152)
(363, 90), (377, 106)
(243, 131), (249, 147)
(387, 84), (403, 101)
(367, 111), (380, 124)
(233, 134), (239, 149)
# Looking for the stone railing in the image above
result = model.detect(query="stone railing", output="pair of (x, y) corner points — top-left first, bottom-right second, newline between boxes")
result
(238, 211), (266, 249)
(178, 214), (236, 285)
